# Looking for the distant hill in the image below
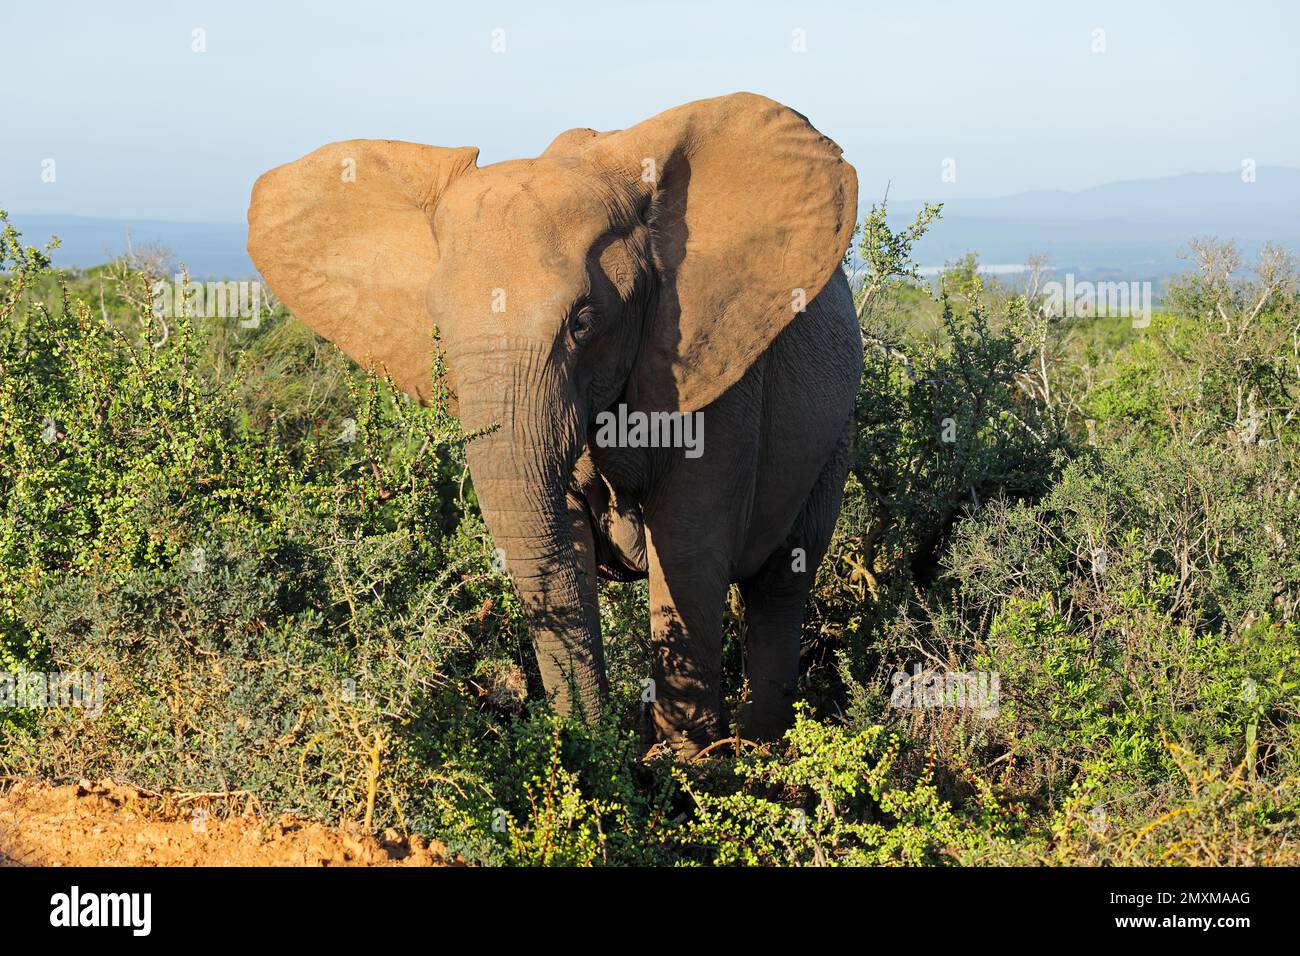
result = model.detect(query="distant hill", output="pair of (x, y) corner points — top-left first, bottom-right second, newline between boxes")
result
(13, 167), (1300, 281)
(888, 166), (1300, 280)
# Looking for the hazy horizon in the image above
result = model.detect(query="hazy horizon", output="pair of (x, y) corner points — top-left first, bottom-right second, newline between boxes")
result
(11, 164), (1300, 226)
(14, 162), (1299, 279)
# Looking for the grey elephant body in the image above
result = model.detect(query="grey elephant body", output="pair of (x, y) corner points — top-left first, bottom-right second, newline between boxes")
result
(567, 269), (861, 745)
(246, 93), (861, 754)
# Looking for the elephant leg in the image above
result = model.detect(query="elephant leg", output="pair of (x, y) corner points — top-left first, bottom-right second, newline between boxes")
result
(737, 573), (806, 741)
(644, 524), (731, 756)
(739, 421), (853, 741)
(566, 487), (603, 665)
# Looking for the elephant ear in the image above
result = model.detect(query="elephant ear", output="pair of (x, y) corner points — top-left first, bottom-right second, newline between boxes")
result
(587, 93), (857, 413)
(247, 140), (479, 403)
(542, 127), (613, 157)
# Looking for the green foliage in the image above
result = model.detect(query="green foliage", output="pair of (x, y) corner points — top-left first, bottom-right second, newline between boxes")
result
(0, 211), (527, 836)
(2, 207), (1297, 866)
(813, 200), (1072, 709)
(675, 706), (1022, 865)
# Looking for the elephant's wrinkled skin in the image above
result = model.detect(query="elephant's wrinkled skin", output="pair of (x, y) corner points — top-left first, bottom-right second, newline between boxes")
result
(247, 93), (860, 753)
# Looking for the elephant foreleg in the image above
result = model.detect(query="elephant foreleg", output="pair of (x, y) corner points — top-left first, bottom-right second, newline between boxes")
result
(644, 524), (730, 755)
(565, 487), (604, 684)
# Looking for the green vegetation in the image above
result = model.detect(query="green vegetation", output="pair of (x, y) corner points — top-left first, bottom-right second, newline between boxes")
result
(2, 206), (1297, 865)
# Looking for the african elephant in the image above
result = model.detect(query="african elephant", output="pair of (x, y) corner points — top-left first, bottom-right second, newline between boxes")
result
(247, 92), (860, 754)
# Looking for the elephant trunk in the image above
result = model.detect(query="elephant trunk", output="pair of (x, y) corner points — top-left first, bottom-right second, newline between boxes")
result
(456, 354), (606, 720)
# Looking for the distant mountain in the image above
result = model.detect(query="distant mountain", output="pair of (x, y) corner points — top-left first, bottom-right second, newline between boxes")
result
(12, 167), (1300, 282)
(888, 166), (1300, 280)
(7, 214), (253, 279)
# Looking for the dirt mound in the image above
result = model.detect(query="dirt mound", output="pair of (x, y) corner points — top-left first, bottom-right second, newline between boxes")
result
(0, 779), (451, 866)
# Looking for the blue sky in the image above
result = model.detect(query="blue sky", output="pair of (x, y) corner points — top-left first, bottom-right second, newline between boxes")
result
(4, 0), (1297, 221)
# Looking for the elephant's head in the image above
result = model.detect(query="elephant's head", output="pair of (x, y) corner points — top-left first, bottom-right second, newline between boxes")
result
(247, 93), (856, 719)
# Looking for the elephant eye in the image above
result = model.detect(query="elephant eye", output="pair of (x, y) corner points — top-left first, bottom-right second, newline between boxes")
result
(570, 305), (597, 342)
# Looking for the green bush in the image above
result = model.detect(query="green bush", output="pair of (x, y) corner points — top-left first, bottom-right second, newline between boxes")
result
(674, 706), (1023, 866)
(2, 206), (1297, 866)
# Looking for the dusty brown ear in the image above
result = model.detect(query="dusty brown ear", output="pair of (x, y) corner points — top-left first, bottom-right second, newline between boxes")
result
(247, 140), (478, 403)
(542, 127), (612, 157)
(585, 93), (857, 412)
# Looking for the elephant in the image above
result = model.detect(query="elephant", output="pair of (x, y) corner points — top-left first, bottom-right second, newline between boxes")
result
(247, 92), (861, 754)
